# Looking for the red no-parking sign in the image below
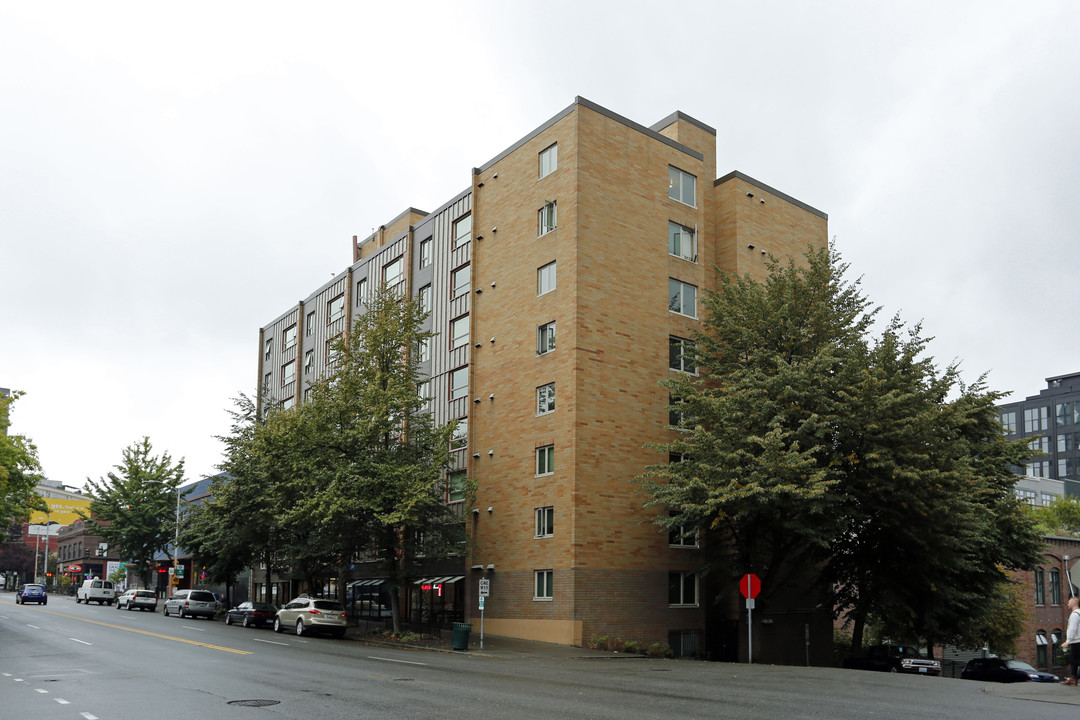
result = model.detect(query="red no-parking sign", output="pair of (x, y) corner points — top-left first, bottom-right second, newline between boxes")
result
(740, 573), (761, 600)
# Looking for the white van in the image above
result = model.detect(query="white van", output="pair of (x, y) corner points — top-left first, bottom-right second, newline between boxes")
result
(76, 578), (116, 605)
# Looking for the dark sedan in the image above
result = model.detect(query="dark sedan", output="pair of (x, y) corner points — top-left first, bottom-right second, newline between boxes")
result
(961, 657), (1059, 683)
(224, 601), (279, 628)
(15, 583), (47, 605)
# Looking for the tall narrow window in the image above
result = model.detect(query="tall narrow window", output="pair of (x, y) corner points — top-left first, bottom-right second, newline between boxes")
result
(419, 237), (432, 268)
(448, 470), (466, 503)
(283, 324), (297, 351)
(668, 279), (697, 318)
(539, 143), (558, 178)
(264, 338), (273, 360)
(328, 294), (345, 323)
(452, 264), (470, 298)
(281, 361), (296, 386)
(450, 418), (468, 450)
(306, 311), (315, 335)
(668, 166), (696, 206)
(538, 201), (557, 236)
(1050, 568), (1062, 605)
(668, 221), (696, 262)
(534, 570), (553, 600)
(383, 256), (404, 287)
(450, 315), (470, 349)
(450, 366), (468, 400)
(537, 383), (555, 415)
(417, 336), (431, 363)
(536, 445), (554, 476)
(538, 262), (557, 295)
(453, 214), (472, 249)
(304, 349), (314, 374)
(419, 284), (432, 315)
(537, 322), (556, 354)
(535, 507), (554, 538)
(1035, 567), (1046, 605)
(417, 381), (430, 411)
(356, 278), (368, 305)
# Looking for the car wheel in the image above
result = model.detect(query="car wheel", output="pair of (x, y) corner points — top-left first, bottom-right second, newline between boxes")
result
(273, 617), (283, 633)
(889, 667), (899, 673)
(295, 619), (306, 637)
(42, 599), (47, 606)
(163, 606), (169, 616)
(225, 614), (233, 625)
(179, 607), (187, 619)
(243, 616), (251, 628)
(74, 596), (79, 604)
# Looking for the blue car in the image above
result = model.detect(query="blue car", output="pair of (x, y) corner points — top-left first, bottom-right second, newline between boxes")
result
(15, 583), (47, 605)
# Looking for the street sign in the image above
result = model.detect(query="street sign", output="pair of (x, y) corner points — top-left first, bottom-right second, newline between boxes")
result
(478, 578), (490, 597)
(739, 573), (760, 599)
(478, 595), (485, 610)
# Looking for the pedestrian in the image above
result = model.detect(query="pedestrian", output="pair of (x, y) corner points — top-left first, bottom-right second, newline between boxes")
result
(1062, 596), (1080, 685)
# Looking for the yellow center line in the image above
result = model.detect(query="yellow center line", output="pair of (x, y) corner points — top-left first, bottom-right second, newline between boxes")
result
(29, 605), (252, 655)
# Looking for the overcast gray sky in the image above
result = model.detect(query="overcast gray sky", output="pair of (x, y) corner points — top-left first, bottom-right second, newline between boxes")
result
(3, 1), (1078, 489)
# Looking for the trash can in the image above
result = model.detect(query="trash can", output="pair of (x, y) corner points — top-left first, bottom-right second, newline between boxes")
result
(451, 622), (472, 651)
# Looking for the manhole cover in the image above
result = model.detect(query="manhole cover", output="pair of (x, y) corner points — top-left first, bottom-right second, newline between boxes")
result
(228, 700), (281, 707)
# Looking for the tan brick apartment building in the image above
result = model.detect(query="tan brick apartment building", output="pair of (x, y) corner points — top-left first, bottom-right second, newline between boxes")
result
(257, 97), (828, 658)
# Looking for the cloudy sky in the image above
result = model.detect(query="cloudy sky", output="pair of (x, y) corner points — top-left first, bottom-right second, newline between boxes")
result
(3, 1), (1078, 489)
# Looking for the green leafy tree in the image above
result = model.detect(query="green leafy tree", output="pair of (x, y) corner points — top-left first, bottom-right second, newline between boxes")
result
(286, 284), (465, 631)
(84, 437), (188, 587)
(175, 473), (252, 609)
(638, 246), (1043, 655)
(0, 391), (46, 540)
(1030, 496), (1080, 537)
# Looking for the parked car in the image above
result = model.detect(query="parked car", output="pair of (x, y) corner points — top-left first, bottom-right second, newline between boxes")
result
(163, 589), (217, 620)
(225, 601), (278, 628)
(843, 645), (941, 675)
(273, 596), (348, 638)
(961, 657), (1059, 683)
(116, 589), (158, 612)
(15, 583), (47, 605)
(76, 578), (115, 605)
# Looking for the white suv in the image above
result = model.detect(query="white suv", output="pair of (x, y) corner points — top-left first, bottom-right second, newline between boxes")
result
(76, 578), (116, 605)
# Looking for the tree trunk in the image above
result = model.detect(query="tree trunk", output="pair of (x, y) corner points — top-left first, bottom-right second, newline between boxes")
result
(850, 605), (867, 654)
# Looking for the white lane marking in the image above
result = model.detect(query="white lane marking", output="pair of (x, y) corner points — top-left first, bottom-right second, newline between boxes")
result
(181, 625), (205, 632)
(55, 698), (71, 704)
(81, 713), (99, 720)
(1, 672), (10, 676)
(69, 638), (93, 646)
(27, 624), (40, 629)
(14, 678), (24, 682)
(35, 688), (47, 694)
(367, 656), (429, 666)
(252, 638), (290, 646)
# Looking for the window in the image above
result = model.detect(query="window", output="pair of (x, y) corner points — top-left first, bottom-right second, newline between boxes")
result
(417, 336), (431, 363)
(419, 237), (432, 269)
(534, 569), (553, 600)
(1016, 487), (1037, 505)
(1037, 630), (1049, 668)
(1054, 628), (1068, 666)
(537, 322), (556, 355)
(1027, 461), (1050, 478)
(1028, 436), (1050, 454)
(1035, 567), (1046, 605)
(356, 278), (367, 305)
(453, 214), (472, 249)
(537, 383), (555, 415)
(448, 470), (466, 503)
(283, 324), (297, 351)
(1059, 432), (1080, 453)
(1058, 402), (1080, 427)
(264, 338), (272, 360)
(451, 418), (467, 450)
(383, 256), (404, 287)
(1025, 406), (1049, 433)
(306, 311), (315, 335)
(262, 372), (271, 390)
(668, 221), (696, 262)
(1063, 458), (1080, 479)
(669, 337), (696, 373)
(669, 571), (698, 606)
(538, 261), (557, 295)
(304, 349), (314, 374)
(452, 264), (470, 298)
(328, 294), (345, 323)
(536, 445), (554, 476)
(450, 315), (470, 349)
(1050, 568), (1062, 605)
(281, 361), (296, 386)
(418, 284), (432, 315)
(538, 201), (557, 236)
(668, 166), (696, 206)
(669, 394), (683, 427)
(282, 396), (295, 411)
(450, 366), (468, 400)
(668, 278), (697, 318)
(668, 521), (698, 548)
(535, 506), (554, 538)
(417, 381), (430, 410)
(539, 143), (558, 178)
(999, 411), (1016, 434)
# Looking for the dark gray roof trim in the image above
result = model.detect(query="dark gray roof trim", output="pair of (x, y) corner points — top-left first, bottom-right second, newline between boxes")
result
(476, 96), (703, 173)
(714, 170), (827, 220)
(650, 110), (716, 137)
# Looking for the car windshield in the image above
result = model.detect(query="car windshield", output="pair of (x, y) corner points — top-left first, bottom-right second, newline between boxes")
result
(1006, 660), (1037, 672)
(895, 647), (925, 659)
(314, 600), (345, 611)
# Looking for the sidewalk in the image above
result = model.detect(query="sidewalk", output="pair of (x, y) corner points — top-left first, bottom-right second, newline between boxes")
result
(981, 681), (1080, 706)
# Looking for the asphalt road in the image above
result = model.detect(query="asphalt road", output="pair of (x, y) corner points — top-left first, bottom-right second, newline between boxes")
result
(1, 594), (1074, 720)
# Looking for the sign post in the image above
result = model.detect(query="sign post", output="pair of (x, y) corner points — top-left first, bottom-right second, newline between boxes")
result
(478, 578), (490, 651)
(739, 573), (761, 663)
